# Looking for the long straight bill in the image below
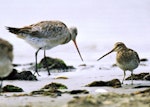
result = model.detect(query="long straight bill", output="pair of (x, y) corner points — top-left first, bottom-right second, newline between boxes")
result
(73, 40), (84, 61)
(97, 49), (114, 61)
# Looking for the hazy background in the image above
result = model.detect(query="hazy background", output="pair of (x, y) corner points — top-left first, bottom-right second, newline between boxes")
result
(0, 0), (150, 65)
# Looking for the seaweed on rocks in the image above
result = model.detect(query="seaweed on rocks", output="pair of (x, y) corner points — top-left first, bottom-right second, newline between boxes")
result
(4, 69), (37, 81)
(86, 79), (121, 88)
(37, 57), (75, 71)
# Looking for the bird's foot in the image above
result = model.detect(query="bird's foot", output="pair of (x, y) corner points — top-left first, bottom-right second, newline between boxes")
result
(48, 72), (51, 76)
(34, 71), (41, 76)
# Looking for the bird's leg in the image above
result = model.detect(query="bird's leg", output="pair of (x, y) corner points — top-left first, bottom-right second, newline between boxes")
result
(34, 48), (42, 76)
(122, 71), (126, 84)
(44, 49), (51, 75)
(131, 71), (134, 85)
(0, 79), (3, 94)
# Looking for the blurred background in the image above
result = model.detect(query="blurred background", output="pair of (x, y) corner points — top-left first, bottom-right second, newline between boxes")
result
(0, 0), (150, 65)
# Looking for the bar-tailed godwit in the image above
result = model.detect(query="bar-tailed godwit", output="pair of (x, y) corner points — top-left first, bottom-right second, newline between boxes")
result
(6, 21), (83, 76)
(97, 42), (140, 84)
(0, 38), (13, 92)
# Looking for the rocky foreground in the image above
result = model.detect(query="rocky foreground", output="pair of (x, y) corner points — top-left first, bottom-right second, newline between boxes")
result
(68, 88), (150, 107)
(0, 57), (149, 107)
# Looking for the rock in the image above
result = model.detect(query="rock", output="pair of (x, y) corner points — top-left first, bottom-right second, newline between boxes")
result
(38, 57), (75, 70)
(106, 79), (121, 88)
(86, 79), (121, 88)
(144, 74), (150, 80)
(3, 85), (23, 92)
(4, 69), (18, 80)
(66, 90), (89, 94)
(133, 85), (150, 88)
(42, 82), (68, 89)
(31, 89), (62, 97)
(31, 82), (67, 97)
(15, 71), (37, 81)
(126, 72), (149, 80)
(140, 58), (148, 62)
(86, 81), (106, 86)
(55, 76), (69, 79)
(4, 69), (37, 81)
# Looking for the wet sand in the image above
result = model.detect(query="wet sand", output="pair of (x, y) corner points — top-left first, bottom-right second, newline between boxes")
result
(0, 64), (150, 107)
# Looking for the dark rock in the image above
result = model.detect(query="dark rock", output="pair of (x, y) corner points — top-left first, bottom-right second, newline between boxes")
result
(30, 82), (67, 97)
(42, 82), (68, 89)
(38, 57), (75, 70)
(3, 85), (23, 92)
(4, 69), (18, 80)
(15, 71), (37, 81)
(106, 79), (122, 88)
(86, 81), (106, 86)
(144, 74), (150, 80)
(126, 73), (149, 80)
(66, 90), (89, 94)
(31, 89), (62, 97)
(4, 69), (37, 81)
(86, 79), (121, 88)
(140, 58), (148, 62)
(133, 85), (150, 88)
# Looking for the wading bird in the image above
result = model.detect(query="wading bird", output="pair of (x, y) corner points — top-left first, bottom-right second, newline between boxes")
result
(7, 21), (83, 76)
(97, 42), (140, 84)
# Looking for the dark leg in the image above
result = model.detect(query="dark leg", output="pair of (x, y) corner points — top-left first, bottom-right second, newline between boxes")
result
(34, 48), (42, 76)
(0, 79), (3, 93)
(44, 49), (51, 75)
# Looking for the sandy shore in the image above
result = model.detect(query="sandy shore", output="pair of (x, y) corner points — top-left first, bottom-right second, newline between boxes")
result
(0, 64), (150, 107)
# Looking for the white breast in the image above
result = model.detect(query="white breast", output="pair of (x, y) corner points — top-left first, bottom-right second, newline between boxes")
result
(25, 36), (56, 50)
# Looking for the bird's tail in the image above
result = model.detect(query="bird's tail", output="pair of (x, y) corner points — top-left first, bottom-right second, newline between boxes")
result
(6, 27), (21, 34)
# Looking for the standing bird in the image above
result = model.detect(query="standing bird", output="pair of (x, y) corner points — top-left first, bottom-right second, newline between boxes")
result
(0, 38), (13, 92)
(97, 42), (140, 84)
(6, 21), (83, 76)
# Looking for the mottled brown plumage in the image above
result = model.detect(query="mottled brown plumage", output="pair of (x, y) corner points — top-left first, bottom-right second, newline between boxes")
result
(0, 38), (13, 91)
(97, 42), (140, 84)
(6, 20), (83, 76)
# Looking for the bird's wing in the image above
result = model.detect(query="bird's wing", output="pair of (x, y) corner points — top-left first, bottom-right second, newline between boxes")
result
(28, 21), (70, 38)
(7, 21), (70, 39)
(128, 49), (140, 63)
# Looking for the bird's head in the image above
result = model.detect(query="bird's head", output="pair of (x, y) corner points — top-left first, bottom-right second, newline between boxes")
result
(69, 27), (83, 61)
(97, 42), (127, 61)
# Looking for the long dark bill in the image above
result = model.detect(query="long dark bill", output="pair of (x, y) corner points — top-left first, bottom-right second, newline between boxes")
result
(97, 49), (114, 61)
(73, 40), (84, 61)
